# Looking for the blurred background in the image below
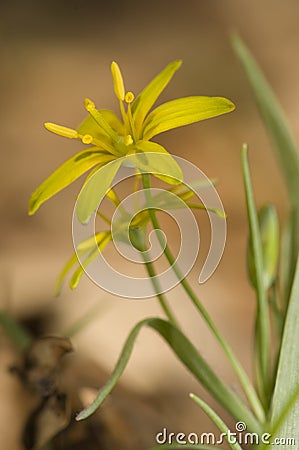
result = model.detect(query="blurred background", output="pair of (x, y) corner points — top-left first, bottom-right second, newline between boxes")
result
(0, 0), (298, 448)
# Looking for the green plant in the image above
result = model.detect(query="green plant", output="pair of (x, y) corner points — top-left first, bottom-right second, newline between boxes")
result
(3, 35), (296, 449)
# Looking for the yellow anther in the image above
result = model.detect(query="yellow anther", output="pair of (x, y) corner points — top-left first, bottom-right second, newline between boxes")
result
(82, 134), (93, 144)
(111, 61), (125, 101)
(84, 98), (96, 112)
(44, 122), (79, 139)
(124, 134), (133, 146)
(125, 91), (134, 104)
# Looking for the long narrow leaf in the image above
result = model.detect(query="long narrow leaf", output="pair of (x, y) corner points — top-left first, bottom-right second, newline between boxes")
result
(231, 33), (299, 295)
(231, 34), (299, 206)
(270, 255), (299, 448)
(242, 145), (271, 405)
(76, 317), (261, 433)
(190, 393), (242, 450)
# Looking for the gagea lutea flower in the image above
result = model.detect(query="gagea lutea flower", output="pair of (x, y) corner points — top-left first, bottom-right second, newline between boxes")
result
(28, 60), (235, 224)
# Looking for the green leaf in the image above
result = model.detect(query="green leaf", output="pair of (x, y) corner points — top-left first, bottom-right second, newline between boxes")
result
(270, 255), (299, 448)
(279, 217), (292, 304)
(76, 317), (261, 433)
(132, 60), (182, 136)
(231, 34), (299, 207)
(143, 96), (235, 140)
(190, 393), (243, 450)
(76, 158), (122, 223)
(133, 141), (183, 184)
(231, 33), (299, 296)
(29, 149), (115, 215)
(242, 145), (271, 405)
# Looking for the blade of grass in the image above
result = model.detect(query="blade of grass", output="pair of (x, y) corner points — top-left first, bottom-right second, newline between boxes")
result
(231, 33), (299, 297)
(242, 145), (271, 406)
(270, 255), (299, 448)
(190, 393), (243, 450)
(76, 317), (261, 433)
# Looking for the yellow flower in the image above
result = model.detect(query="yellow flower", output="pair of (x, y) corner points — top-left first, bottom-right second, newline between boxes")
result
(29, 60), (235, 222)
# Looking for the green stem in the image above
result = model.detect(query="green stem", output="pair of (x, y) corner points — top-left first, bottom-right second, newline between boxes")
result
(131, 227), (180, 327)
(141, 173), (265, 423)
(242, 146), (271, 407)
(190, 393), (243, 450)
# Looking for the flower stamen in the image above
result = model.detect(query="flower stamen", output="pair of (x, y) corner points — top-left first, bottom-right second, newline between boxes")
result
(125, 91), (136, 142)
(44, 122), (79, 139)
(125, 91), (134, 104)
(124, 134), (133, 146)
(81, 134), (93, 144)
(84, 98), (119, 144)
(111, 61), (125, 101)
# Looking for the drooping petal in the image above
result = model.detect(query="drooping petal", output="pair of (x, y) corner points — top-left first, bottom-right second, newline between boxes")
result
(76, 231), (109, 252)
(150, 180), (218, 210)
(76, 158), (123, 224)
(131, 60), (182, 137)
(142, 96), (235, 140)
(131, 140), (183, 185)
(29, 149), (115, 215)
(55, 232), (111, 294)
(70, 232), (112, 289)
(55, 253), (81, 296)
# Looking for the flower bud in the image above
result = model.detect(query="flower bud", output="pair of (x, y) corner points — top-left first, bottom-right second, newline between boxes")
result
(247, 204), (279, 290)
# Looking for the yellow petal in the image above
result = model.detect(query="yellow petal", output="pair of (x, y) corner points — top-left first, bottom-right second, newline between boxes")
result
(131, 140), (183, 185)
(132, 60), (182, 137)
(143, 96), (235, 140)
(29, 149), (115, 215)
